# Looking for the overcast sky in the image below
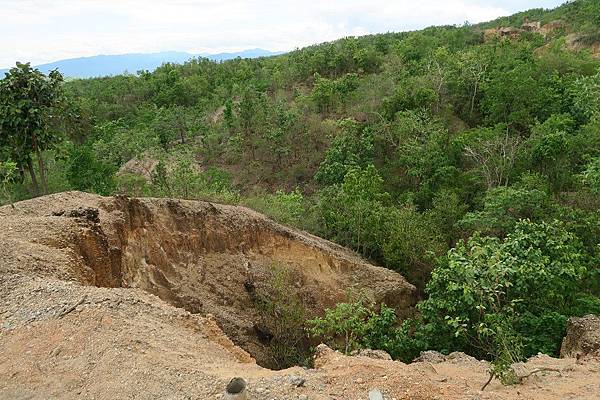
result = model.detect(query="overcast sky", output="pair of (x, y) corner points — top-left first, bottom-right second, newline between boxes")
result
(0, 0), (566, 68)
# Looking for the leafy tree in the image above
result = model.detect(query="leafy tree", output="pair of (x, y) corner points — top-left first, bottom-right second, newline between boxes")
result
(151, 106), (201, 148)
(376, 110), (456, 207)
(571, 68), (600, 122)
(382, 205), (447, 289)
(0, 63), (64, 194)
(315, 119), (374, 185)
(316, 165), (389, 258)
(91, 120), (160, 167)
(425, 189), (469, 246)
(522, 114), (576, 191)
(458, 173), (555, 237)
(419, 220), (587, 361)
(480, 41), (561, 133)
(311, 73), (359, 113)
(66, 145), (116, 195)
(580, 156), (600, 193)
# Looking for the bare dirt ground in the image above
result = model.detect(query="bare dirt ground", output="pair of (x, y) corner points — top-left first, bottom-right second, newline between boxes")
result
(0, 192), (598, 399)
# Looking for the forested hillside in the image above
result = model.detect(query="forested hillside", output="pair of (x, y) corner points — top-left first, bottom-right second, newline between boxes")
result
(1, 0), (600, 374)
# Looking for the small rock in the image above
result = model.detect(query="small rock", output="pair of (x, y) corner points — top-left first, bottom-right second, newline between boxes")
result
(287, 374), (306, 387)
(354, 349), (392, 360)
(50, 347), (62, 357)
(225, 377), (247, 398)
(369, 389), (384, 400)
(298, 395), (308, 400)
(414, 350), (446, 364)
(446, 352), (478, 364)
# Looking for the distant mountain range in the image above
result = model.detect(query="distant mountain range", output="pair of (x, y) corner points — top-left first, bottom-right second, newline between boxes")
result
(0, 49), (284, 79)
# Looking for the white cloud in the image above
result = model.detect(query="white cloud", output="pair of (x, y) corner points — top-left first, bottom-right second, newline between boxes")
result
(0, 0), (565, 68)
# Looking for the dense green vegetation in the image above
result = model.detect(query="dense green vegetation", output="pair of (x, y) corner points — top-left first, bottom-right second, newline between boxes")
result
(2, 0), (600, 375)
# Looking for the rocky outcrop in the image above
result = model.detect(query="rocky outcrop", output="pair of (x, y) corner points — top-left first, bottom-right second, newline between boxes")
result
(117, 156), (159, 182)
(561, 314), (600, 358)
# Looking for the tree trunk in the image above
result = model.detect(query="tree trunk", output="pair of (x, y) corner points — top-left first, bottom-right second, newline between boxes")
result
(32, 134), (48, 194)
(26, 158), (40, 195)
(177, 118), (186, 144)
(18, 165), (25, 184)
(470, 80), (479, 116)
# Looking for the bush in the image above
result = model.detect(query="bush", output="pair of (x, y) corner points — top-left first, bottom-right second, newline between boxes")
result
(580, 156), (600, 193)
(67, 145), (117, 195)
(382, 205), (447, 288)
(309, 295), (403, 356)
(254, 265), (311, 369)
(149, 153), (239, 203)
(418, 220), (587, 361)
(243, 189), (305, 226)
(0, 160), (17, 206)
(315, 119), (374, 186)
(458, 174), (555, 237)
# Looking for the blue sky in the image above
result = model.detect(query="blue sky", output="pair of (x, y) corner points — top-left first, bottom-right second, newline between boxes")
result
(0, 0), (567, 68)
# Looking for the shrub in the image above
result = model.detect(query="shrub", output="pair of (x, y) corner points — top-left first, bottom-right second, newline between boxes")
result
(67, 145), (117, 195)
(243, 189), (305, 226)
(254, 265), (311, 369)
(0, 160), (17, 206)
(308, 295), (373, 355)
(418, 220), (587, 361)
(382, 205), (446, 288)
(458, 174), (555, 237)
(580, 156), (600, 193)
(308, 295), (403, 357)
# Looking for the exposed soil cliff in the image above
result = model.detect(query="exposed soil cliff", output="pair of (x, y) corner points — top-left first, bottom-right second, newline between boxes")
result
(0, 191), (415, 367)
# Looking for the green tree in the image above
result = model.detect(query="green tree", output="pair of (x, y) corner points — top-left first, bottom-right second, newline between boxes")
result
(572, 69), (600, 121)
(522, 114), (576, 191)
(382, 205), (447, 289)
(315, 119), (374, 186)
(458, 173), (555, 237)
(580, 156), (600, 193)
(66, 145), (116, 195)
(0, 63), (65, 194)
(317, 165), (389, 257)
(419, 220), (587, 361)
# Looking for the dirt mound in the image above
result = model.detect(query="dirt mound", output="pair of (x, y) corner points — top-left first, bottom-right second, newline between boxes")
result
(312, 345), (600, 400)
(1, 192), (599, 399)
(561, 314), (600, 359)
(0, 191), (415, 367)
